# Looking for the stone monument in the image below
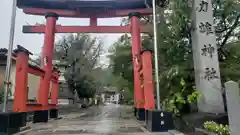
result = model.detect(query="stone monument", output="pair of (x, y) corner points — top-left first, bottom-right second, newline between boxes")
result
(224, 81), (240, 135)
(191, 0), (224, 113)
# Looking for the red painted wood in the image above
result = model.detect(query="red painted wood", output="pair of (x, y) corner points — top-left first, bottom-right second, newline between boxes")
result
(23, 25), (150, 33)
(37, 16), (57, 108)
(13, 52), (29, 112)
(141, 51), (155, 110)
(130, 15), (145, 109)
(51, 72), (59, 105)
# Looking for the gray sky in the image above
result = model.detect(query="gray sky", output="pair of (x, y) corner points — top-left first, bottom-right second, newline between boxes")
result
(0, 0), (123, 62)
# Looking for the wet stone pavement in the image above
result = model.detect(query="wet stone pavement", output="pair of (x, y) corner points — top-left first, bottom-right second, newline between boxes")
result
(16, 104), (178, 135)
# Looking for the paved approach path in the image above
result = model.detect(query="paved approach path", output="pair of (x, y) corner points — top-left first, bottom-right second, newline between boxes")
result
(16, 104), (181, 135)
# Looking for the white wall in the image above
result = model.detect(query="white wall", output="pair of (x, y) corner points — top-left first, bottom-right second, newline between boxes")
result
(9, 60), (16, 99)
(0, 59), (17, 99)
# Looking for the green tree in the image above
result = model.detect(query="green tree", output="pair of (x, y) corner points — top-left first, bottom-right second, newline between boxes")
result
(107, 34), (134, 98)
(156, 0), (240, 100)
(53, 33), (104, 98)
(108, 0), (240, 112)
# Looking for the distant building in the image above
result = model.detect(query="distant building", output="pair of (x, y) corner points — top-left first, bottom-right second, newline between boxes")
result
(101, 87), (120, 104)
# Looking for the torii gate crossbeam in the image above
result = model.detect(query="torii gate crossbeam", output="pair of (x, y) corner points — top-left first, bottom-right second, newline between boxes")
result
(22, 25), (152, 33)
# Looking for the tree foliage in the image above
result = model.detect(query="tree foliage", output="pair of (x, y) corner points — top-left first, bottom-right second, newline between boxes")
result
(108, 0), (240, 109)
(107, 34), (134, 96)
(53, 33), (104, 98)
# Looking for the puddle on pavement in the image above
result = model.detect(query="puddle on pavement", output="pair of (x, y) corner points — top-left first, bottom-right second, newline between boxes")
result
(120, 116), (130, 119)
(117, 127), (144, 133)
(31, 127), (52, 132)
(77, 112), (101, 118)
(40, 129), (95, 134)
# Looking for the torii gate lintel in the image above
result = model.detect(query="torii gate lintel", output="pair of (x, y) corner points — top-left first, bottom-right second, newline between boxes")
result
(22, 9), (153, 34)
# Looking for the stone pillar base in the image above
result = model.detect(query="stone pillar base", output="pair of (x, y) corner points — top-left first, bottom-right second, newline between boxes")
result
(33, 110), (48, 123)
(0, 112), (26, 134)
(134, 107), (137, 116)
(145, 110), (149, 125)
(49, 109), (58, 119)
(136, 108), (145, 121)
(146, 110), (174, 132)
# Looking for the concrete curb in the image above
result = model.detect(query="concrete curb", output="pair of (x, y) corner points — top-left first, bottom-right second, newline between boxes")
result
(14, 125), (32, 135)
(132, 117), (149, 133)
(168, 130), (185, 135)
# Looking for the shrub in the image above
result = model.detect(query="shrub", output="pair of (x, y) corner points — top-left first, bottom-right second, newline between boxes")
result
(162, 78), (200, 117)
(203, 121), (230, 135)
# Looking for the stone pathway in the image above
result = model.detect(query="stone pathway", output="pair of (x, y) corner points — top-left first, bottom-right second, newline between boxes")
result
(16, 104), (183, 135)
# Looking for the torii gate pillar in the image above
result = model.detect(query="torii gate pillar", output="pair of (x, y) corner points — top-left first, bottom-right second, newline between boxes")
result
(129, 12), (145, 118)
(37, 12), (58, 111)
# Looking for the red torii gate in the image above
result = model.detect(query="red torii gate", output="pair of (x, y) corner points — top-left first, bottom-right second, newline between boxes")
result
(22, 8), (153, 117)
(21, 7), (173, 131)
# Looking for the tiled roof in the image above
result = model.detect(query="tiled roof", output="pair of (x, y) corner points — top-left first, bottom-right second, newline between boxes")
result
(0, 48), (18, 58)
(0, 48), (39, 68)
(0, 47), (59, 72)
(0, 48), (8, 54)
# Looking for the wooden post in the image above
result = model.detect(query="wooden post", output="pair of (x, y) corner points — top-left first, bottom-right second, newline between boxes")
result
(13, 46), (32, 112)
(37, 12), (58, 109)
(141, 50), (155, 110)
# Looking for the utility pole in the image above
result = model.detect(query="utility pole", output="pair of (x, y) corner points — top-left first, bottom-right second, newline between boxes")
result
(2, 0), (17, 112)
(152, 0), (161, 110)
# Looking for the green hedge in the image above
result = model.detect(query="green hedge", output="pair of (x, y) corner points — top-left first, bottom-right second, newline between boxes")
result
(204, 121), (230, 135)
